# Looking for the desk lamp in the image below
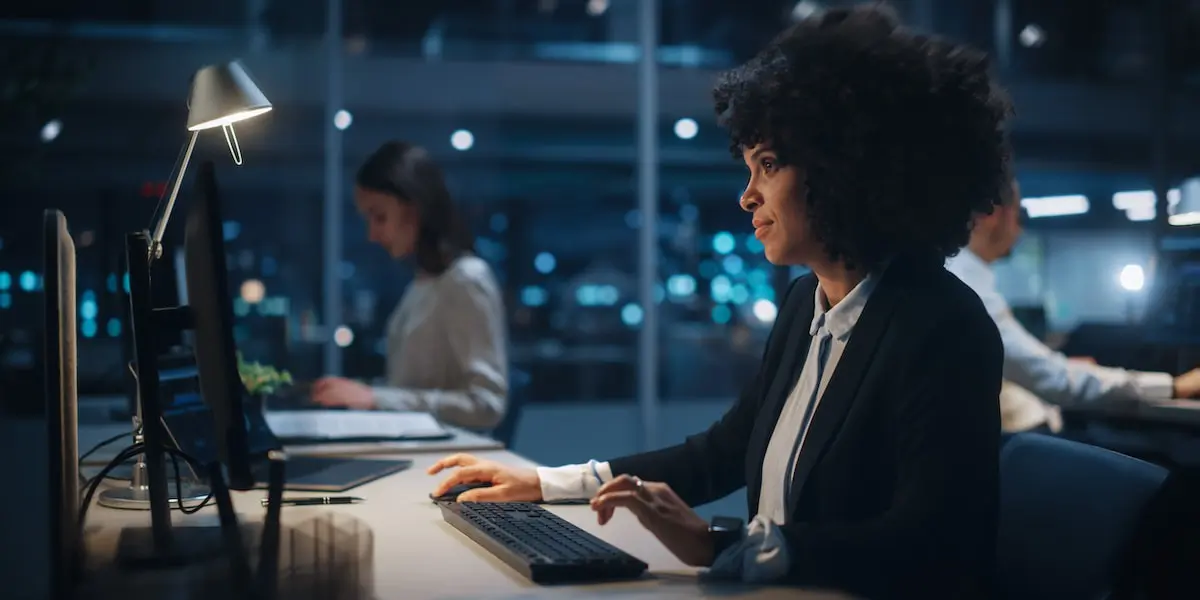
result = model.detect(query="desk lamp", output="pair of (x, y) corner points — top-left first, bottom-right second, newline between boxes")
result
(99, 60), (271, 516)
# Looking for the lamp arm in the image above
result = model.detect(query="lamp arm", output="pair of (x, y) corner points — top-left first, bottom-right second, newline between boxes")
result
(149, 130), (199, 260)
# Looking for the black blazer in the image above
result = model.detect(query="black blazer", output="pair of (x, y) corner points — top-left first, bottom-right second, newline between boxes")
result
(608, 254), (1003, 599)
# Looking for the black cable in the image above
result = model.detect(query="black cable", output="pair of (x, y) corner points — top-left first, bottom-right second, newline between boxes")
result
(166, 447), (214, 514)
(77, 443), (144, 543)
(77, 430), (132, 466)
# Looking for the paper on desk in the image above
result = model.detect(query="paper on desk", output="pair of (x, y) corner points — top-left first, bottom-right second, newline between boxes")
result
(264, 410), (450, 441)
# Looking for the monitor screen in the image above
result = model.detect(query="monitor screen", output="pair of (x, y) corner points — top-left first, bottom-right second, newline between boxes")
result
(184, 161), (280, 490)
(1148, 235), (1200, 343)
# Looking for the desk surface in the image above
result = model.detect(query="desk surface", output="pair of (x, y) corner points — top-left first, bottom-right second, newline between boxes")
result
(79, 420), (503, 466)
(80, 451), (853, 599)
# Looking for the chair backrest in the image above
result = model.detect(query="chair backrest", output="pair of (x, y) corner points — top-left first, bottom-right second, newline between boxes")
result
(490, 366), (529, 448)
(997, 433), (1168, 600)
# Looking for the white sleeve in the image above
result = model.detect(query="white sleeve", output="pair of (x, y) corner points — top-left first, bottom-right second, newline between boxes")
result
(536, 460), (613, 502)
(371, 273), (508, 430)
(704, 515), (790, 583)
(994, 306), (1174, 405)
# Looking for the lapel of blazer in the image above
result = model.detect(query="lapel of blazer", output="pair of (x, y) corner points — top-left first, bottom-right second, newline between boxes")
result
(747, 276), (817, 511)
(785, 263), (906, 514)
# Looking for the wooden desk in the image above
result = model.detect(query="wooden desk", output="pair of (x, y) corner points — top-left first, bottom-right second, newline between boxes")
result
(79, 421), (503, 466)
(79, 451), (854, 599)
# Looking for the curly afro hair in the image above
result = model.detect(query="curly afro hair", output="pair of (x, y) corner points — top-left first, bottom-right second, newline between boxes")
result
(713, 3), (1014, 272)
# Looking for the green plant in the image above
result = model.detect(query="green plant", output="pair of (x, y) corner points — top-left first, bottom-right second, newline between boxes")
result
(237, 352), (293, 396)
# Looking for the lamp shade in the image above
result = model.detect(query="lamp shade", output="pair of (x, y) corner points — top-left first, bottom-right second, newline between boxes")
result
(186, 60), (272, 131)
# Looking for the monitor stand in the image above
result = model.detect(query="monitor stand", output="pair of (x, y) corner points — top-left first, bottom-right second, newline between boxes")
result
(114, 525), (240, 568)
(113, 454), (286, 600)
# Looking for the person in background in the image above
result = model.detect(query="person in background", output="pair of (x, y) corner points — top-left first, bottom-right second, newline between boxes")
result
(311, 141), (508, 431)
(428, 6), (1012, 598)
(947, 178), (1200, 433)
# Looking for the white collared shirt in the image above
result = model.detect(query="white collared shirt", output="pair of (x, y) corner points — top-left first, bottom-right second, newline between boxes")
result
(754, 273), (879, 525)
(537, 272), (882, 583)
(945, 249), (1173, 426)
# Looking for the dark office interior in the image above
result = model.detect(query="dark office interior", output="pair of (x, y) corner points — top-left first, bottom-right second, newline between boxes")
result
(4, 0), (1200, 598)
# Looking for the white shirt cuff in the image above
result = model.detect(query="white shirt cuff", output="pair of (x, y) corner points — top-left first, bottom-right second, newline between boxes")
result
(705, 515), (790, 583)
(536, 460), (612, 502)
(1134, 372), (1175, 401)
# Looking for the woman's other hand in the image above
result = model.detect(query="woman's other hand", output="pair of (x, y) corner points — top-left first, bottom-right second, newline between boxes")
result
(591, 475), (715, 567)
(427, 453), (543, 502)
(311, 376), (376, 410)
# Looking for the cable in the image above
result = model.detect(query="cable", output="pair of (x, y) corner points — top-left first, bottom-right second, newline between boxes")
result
(77, 443), (144, 543)
(166, 447), (214, 514)
(77, 430), (132, 466)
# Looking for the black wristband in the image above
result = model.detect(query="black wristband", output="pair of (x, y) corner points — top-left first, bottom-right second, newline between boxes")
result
(709, 516), (745, 558)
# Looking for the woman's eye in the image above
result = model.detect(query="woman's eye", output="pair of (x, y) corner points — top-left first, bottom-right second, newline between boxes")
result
(760, 159), (775, 172)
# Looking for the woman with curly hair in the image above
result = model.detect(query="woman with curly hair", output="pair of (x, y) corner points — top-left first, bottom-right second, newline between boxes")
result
(428, 4), (1012, 597)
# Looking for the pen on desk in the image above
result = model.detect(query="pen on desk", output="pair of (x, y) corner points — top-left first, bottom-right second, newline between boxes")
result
(261, 496), (365, 507)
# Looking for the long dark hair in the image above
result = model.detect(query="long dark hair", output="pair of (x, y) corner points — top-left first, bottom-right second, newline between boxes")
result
(355, 141), (475, 275)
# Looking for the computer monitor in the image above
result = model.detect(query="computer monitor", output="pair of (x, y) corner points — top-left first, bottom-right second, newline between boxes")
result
(183, 161), (280, 491)
(43, 209), (79, 599)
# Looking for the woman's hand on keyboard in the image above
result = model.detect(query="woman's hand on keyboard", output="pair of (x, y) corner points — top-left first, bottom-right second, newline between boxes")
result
(428, 453), (542, 503)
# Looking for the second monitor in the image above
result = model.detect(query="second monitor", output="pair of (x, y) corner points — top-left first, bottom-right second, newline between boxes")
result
(181, 160), (410, 492)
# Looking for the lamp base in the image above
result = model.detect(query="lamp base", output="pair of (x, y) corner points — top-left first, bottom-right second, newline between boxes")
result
(96, 452), (209, 510)
(97, 483), (210, 511)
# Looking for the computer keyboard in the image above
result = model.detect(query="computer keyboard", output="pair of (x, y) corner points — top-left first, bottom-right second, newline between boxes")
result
(438, 501), (648, 584)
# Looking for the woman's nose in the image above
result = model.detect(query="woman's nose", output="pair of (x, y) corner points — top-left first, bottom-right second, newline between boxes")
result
(739, 188), (761, 213)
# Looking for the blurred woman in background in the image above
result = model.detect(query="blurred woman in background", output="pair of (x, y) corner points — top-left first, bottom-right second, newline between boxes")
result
(311, 141), (508, 431)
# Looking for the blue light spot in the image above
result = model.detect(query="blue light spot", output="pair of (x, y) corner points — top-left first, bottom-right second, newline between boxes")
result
(106, 273), (118, 293)
(754, 284), (776, 303)
(667, 274), (696, 296)
(0, 272), (10, 290)
(521, 286), (548, 307)
(745, 234), (764, 253)
(223, 220), (242, 241)
(106, 318), (122, 337)
(82, 289), (96, 303)
(122, 273), (131, 293)
(576, 284), (620, 306)
(731, 284), (750, 305)
(712, 232), (736, 254)
(534, 252), (556, 275)
(722, 255), (744, 275)
(712, 304), (732, 325)
(80, 299), (98, 320)
(19, 271), (37, 291)
(621, 303), (644, 327)
(711, 275), (733, 303)
(81, 319), (97, 338)
(0, 293), (10, 309)
(748, 268), (770, 286)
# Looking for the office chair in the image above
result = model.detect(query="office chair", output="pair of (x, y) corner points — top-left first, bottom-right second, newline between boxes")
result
(490, 366), (530, 448)
(996, 433), (1167, 600)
